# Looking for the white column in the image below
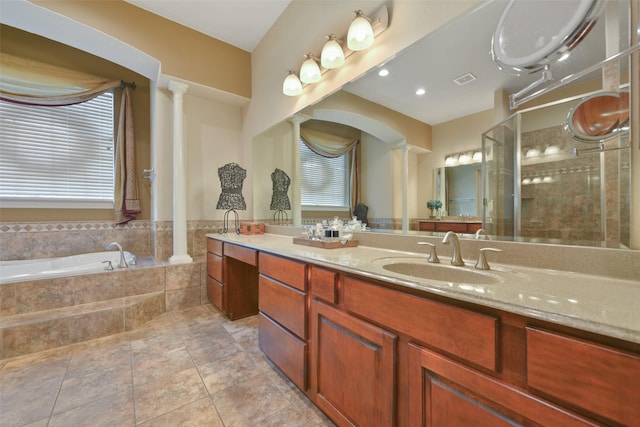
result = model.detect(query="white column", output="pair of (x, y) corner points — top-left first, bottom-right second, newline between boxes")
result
(401, 143), (409, 233)
(289, 115), (306, 227)
(168, 80), (193, 264)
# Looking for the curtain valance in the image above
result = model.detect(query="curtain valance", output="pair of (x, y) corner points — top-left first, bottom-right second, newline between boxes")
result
(0, 52), (120, 106)
(300, 127), (358, 158)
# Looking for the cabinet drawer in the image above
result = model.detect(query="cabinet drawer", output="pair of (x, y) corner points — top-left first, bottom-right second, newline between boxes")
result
(310, 266), (337, 304)
(259, 313), (307, 391)
(207, 238), (223, 255)
(206, 275), (223, 310)
(259, 275), (307, 339)
(526, 328), (640, 426)
(223, 243), (257, 266)
(259, 252), (306, 291)
(207, 252), (223, 282)
(343, 276), (498, 371)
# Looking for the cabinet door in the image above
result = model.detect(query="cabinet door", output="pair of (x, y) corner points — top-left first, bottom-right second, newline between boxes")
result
(407, 343), (598, 427)
(310, 300), (397, 427)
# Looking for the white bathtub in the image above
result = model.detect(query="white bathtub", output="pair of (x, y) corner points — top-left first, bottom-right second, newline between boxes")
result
(0, 251), (136, 284)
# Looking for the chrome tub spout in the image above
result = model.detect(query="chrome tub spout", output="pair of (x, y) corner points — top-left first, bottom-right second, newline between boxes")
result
(105, 242), (128, 268)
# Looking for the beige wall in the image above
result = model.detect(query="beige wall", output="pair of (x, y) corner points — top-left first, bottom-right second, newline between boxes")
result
(418, 109), (494, 215)
(30, 0), (251, 98)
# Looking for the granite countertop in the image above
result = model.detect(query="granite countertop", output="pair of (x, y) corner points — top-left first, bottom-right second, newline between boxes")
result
(207, 233), (640, 344)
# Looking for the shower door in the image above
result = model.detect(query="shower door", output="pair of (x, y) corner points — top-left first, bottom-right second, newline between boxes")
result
(482, 114), (518, 240)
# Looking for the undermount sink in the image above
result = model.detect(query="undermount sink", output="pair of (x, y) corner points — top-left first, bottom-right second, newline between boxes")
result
(373, 257), (502, 285)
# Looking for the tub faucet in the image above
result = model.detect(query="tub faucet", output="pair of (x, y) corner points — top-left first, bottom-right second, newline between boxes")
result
(106, 242), (128, 268)
(475, 228), (490, 240)
(442, 231), (465, 266)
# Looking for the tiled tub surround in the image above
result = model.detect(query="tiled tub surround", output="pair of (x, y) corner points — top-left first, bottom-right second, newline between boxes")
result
(219, 228), (640, 344)
(0, 220), (223, 262)
(0, 258), (208, 359)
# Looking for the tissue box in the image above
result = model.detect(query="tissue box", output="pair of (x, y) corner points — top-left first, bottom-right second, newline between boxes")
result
(239, 222), (265, 235)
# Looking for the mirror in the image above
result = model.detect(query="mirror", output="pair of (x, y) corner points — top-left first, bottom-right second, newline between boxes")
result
(252, 0), (634, 248)
(433, 163), (483, 217)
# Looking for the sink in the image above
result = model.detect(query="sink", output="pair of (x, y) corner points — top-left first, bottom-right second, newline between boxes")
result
(373, 257), (502, 285)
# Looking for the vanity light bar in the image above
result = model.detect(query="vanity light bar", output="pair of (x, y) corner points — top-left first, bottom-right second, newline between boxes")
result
(283, 5), (389, 96)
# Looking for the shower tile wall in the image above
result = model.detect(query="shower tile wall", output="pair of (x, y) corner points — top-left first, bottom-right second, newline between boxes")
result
(520, 126), (628, 247)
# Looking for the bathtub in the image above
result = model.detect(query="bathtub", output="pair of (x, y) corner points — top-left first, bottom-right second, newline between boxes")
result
(0, 251), (136, 284)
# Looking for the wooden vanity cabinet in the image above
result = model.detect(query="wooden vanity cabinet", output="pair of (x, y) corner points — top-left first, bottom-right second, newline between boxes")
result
(258, 252), (308, 390)
(206, 238), (258, 320)
(418, 220), (482, 234)
(252, 248), (639, 427)
(310, 299), (397, 427)
(206, 238), (224, 311)
(407, 343), (599, 427)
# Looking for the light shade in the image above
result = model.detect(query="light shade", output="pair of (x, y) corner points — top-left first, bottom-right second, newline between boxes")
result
(321, 35), (345, 69)
(347, 10), (374, 51)
(283, 70), (302, 96)
(300, 54), (321, 84)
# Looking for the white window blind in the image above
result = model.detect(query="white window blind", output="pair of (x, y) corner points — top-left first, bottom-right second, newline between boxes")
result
(0, 92), (115, 209)
(300, 139), (349, 208)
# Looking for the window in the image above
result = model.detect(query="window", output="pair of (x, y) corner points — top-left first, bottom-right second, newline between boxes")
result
(300, 139), (350, 209)
(0, 92), (115, 209)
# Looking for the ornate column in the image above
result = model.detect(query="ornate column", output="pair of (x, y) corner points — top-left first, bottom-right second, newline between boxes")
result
(168, 80), (192, 264)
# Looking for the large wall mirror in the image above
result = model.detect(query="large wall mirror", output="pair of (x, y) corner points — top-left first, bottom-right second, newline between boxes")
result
(253, 0), (636, 249)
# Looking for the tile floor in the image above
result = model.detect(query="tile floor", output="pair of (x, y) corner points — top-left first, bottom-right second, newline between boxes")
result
(0, 304), (336, 427)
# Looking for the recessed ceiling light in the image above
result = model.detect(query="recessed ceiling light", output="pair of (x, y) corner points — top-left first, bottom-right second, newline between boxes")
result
(378, 68), (389, 77)
(415, 88), (426, 96)
(453, 73), (477, 86)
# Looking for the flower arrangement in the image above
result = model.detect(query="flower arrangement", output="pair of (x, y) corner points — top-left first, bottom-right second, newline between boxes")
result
(426, 199), (442, 217)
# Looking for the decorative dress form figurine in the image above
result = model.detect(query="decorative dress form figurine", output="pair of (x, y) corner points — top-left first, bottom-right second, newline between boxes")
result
(270, 168), (291, 223)
(270, 168), (291, 210)
(216, 162), (246, 210)
(216, 162), (246, 233)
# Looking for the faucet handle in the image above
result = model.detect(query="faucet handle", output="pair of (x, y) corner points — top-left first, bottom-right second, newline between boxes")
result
(417, 242), (440, 263)
(102, 260), (114, 271)
(475, 248), (503, 270)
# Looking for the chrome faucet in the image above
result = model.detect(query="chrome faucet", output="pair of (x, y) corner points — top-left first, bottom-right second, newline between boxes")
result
(106, 242), (128, 268)
(475, 228), (490, 240)
(442, 231), (465, 266)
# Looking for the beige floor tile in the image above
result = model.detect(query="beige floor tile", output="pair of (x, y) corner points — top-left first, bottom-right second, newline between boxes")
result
(0, 305), (337, 427)
(48, 389), (135, 427)
(137, 396), (224, 427)
(133, 367), (207, 424)
(132, 346), (194, 387)
(54, 363), (133, 414)
(211, 372), (292, 426)
(198, 350), (264, 394)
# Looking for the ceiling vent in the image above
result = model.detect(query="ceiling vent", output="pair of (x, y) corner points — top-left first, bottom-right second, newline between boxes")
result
(453, 73), (477, 86)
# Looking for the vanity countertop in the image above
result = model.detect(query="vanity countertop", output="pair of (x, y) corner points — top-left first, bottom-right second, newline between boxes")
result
(207, 233), (640, 344)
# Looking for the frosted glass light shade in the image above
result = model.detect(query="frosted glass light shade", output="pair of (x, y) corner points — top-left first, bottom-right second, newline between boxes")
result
(321, 36), (345, 69)
(283, 71), (302, 96)
(347, 11), (374, 51)
(300, 55), (321, 84)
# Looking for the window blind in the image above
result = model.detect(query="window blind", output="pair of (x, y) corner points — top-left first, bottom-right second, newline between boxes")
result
(0, 92), (115, 209)
(300, 139), (349, 207)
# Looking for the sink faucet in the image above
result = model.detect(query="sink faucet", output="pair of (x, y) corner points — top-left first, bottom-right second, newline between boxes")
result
(106, 242), (128, 268)
(442, 231), (464, 266)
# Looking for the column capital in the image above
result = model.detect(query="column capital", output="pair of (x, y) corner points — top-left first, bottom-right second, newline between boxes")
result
(168, 80), (189, 96)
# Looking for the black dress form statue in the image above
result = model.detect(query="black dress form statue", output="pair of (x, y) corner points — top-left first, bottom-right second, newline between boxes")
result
(216, 162), (246, 233)
(216, 162), (246, 210)
(270, 168), (291, 210)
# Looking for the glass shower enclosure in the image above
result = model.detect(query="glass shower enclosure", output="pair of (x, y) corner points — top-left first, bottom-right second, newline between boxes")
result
(481, 96), (630, 248)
